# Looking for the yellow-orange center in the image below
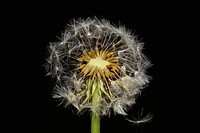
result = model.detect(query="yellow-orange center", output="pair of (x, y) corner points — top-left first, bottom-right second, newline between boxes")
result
(88, 57), (110, 69)
(78, 48), (121, 83)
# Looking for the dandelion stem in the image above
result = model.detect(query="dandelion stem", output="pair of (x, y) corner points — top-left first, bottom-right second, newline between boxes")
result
(90, 79), (101, 133)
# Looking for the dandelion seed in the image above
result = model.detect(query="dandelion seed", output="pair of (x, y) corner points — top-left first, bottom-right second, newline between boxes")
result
(46, 17), (151, 117)
(125, 109), (153, 125)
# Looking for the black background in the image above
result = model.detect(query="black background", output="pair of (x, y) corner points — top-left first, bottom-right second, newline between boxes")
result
(3, 1), (199, 133)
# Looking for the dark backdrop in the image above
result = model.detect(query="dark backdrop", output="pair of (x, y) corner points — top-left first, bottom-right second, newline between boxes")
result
(3, 1), (199, 133)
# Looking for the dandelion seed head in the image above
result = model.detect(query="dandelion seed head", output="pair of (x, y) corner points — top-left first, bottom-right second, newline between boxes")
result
(46, 17), (151, 116)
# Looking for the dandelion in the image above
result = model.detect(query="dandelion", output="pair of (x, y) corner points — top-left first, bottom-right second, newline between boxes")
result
(46, 17), (151, 133)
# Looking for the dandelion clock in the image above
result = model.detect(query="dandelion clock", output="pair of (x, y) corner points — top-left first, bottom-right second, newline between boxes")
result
(45, 17), (151, 133)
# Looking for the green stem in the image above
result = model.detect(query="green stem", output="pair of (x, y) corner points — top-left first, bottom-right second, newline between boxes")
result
(91, 79), (101, 133)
